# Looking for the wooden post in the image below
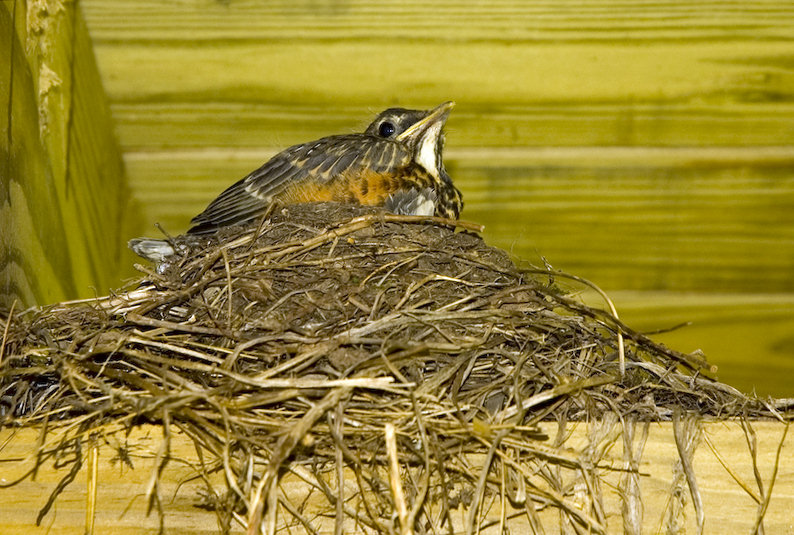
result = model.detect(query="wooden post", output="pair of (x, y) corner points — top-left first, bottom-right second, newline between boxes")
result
(0, 0), (139, 308)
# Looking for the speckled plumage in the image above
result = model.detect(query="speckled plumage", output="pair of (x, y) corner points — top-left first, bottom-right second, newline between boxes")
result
(187, 102), (462, 234)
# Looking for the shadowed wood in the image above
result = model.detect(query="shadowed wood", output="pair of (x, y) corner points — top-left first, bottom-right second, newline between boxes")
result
(0, 0), (140, 308)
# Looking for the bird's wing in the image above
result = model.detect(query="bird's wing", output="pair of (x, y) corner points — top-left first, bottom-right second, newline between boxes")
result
(188, 135), (407, 234)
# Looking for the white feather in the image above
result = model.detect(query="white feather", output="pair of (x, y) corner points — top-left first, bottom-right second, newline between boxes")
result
(411, 192), (436, 216)
(416, 123), (442, 179)
(385, 188), (437, 216)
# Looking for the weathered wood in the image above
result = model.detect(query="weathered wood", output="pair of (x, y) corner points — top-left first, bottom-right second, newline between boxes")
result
(0, 0), (139, 308)
(0, 422), (791, 534)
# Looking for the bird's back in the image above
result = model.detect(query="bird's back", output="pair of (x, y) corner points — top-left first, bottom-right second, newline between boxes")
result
(188, 134), (413, 234)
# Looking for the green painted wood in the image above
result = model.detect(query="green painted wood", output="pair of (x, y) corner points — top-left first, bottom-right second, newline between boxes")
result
(0, 0), (139, 308)
(82, 0), (794, 149)
(1, 0), (73, 307)
(77, 0), (794, 395)
(125, 147), (794, 294)
(578, 290), (794, 397)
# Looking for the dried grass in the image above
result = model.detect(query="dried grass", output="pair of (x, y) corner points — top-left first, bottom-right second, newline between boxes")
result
(0, 203), (790, 534)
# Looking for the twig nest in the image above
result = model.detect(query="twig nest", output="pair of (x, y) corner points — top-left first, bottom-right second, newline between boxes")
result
(0, 202), (783, 534)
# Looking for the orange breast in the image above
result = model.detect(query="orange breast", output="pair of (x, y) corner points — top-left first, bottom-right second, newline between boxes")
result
(275, 168), (406, 207)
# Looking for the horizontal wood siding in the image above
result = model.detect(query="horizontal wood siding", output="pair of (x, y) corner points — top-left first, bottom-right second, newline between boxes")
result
(80, 0), (794, 262)
(78, 0), (794, 395)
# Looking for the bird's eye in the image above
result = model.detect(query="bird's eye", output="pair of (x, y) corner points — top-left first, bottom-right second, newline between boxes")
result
(378, 121), (396, 137)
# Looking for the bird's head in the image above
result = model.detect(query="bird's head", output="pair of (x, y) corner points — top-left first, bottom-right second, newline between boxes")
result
(365, 101), (455, 180)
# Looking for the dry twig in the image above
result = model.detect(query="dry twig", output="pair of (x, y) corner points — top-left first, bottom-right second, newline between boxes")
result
(0, 203), (784, 534)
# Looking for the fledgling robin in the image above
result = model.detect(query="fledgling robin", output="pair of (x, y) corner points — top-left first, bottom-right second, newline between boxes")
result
(187, 101), (462, 234)
(129, 102), (462, 263)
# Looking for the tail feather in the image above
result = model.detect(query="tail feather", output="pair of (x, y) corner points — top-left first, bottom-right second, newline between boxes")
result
(128, 238), (176, 264)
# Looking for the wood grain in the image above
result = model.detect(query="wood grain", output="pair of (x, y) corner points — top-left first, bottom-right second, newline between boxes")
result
(76, 0), (794, 395)
(1, 422), (791, 534)
(0, 0), (139, 308)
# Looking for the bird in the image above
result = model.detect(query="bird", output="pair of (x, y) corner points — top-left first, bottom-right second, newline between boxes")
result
(129, 102), (462, 264)
(187, 100), (462, 234)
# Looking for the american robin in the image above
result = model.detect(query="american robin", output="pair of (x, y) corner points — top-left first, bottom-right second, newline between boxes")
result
(187, 101), (462, 234)
(129, 102), (462, 264)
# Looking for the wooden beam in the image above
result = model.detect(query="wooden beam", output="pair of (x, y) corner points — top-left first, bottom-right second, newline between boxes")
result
(0, 422), (790, 534)
(0, 0), (140, 308)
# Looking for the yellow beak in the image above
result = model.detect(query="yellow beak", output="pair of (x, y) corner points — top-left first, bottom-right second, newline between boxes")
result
(395, 101), (455, 142)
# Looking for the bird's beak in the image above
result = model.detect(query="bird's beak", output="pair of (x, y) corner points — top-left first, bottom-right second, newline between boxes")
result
(396, 101), (455, 143)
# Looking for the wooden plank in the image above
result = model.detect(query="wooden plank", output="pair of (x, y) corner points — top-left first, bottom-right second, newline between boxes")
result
(76, 0), (794, 396)
(106, 100), (794, 150)
(81, 1), (794, 43)
(80, 0), (794, 149)
(588, 291), (794, 397)
(0, 422), (791, 534)
(452, 148), (794, 293)
(0, 0), (140, 308)
(1, 0), (76, 306)
(124, 146), (794, 294)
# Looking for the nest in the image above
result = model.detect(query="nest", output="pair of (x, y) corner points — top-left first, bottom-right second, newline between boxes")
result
(0, 203), (788, 534)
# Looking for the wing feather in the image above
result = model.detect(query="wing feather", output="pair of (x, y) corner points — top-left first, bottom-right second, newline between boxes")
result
(188, 135), (411, 234)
